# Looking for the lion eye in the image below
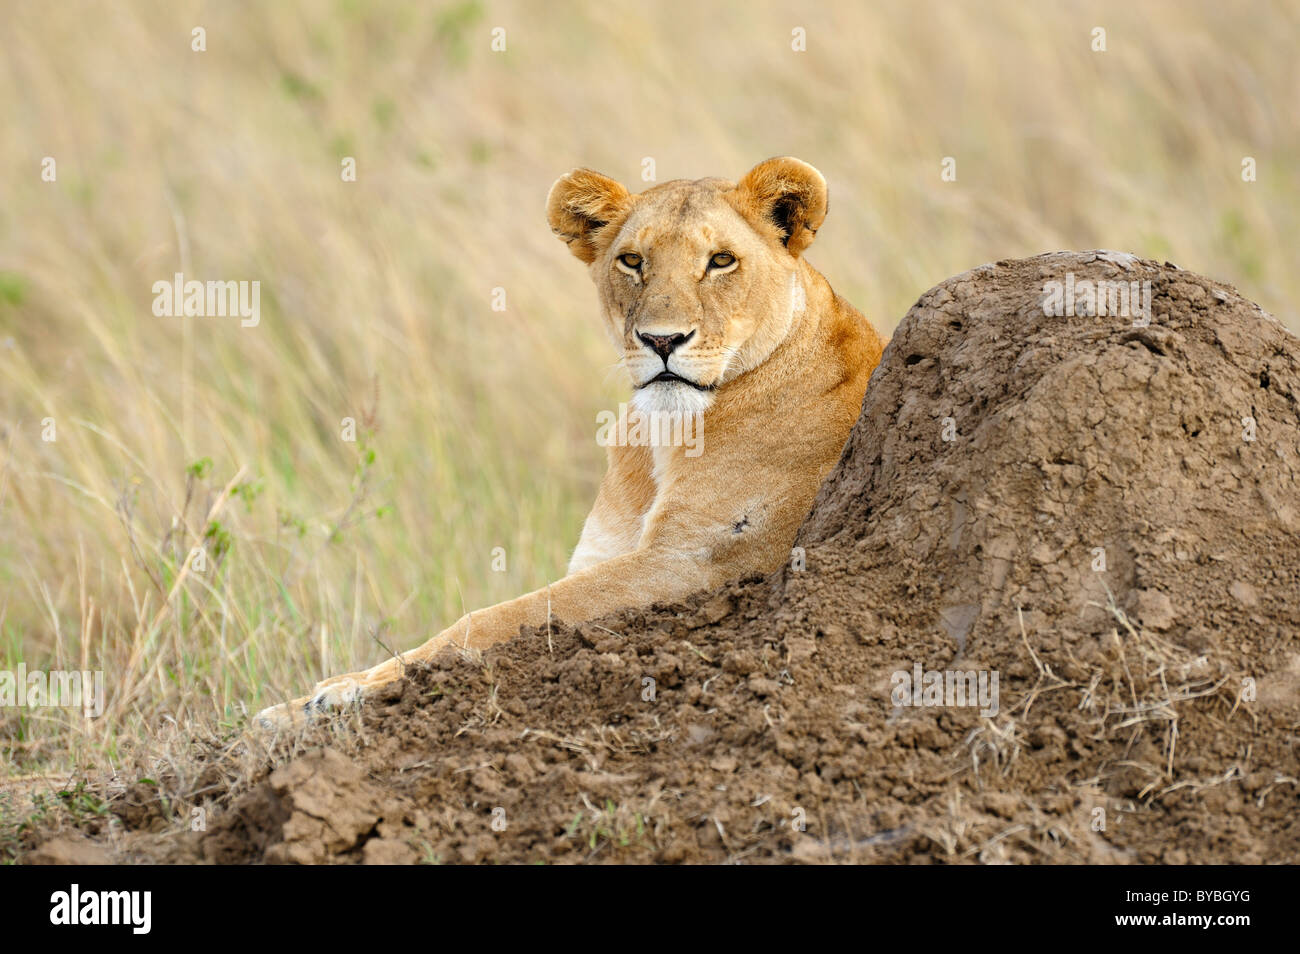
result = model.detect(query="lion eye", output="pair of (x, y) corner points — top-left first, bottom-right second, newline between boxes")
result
(709, 252), (736, 269)
(617, 252), (643, 270)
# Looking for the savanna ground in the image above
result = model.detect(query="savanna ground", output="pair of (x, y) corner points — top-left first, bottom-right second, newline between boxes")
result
(1, 1), (1297, 859)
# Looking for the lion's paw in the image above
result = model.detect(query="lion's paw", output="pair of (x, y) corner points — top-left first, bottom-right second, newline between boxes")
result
(253, 677), (366, 731)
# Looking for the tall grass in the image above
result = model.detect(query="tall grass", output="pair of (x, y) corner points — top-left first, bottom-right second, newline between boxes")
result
(1, 0), (1296, 776)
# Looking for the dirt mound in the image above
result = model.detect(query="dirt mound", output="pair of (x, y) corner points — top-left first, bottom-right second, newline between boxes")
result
(48, 252), (1300, 864)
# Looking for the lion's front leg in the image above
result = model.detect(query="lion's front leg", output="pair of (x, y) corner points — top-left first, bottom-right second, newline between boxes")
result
(255, 546), (716, 730)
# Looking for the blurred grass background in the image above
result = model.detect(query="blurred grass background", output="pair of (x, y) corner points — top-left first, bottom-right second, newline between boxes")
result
(1, 0), (1296, 774)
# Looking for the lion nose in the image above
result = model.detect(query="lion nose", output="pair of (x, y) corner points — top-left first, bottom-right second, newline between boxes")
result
(637, 330), (694, 361)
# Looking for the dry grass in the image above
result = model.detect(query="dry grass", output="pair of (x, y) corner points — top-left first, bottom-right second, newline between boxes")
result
(929, 588), (1253, 862)
(1077, 585), (1242, 801)
(1, 0), (1297, 788)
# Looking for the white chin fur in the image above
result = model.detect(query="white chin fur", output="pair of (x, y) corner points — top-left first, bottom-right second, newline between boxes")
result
(631, 381), (713, 418)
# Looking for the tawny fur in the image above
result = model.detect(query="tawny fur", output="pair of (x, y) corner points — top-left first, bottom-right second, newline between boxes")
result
(258, 157), (884, 727)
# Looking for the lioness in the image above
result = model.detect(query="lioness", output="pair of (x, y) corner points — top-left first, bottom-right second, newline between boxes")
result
(257, 157), (883, 728)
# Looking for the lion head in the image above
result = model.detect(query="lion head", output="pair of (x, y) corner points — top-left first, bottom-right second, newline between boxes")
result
(546, 157), (830, 417)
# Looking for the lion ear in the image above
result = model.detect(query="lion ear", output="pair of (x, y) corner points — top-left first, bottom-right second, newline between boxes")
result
(730, 157), (828, 257)
(546, 169), (633, 264)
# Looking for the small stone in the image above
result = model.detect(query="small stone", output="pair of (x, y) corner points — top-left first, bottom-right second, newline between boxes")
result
(709, 755), (738, 774)
(1029, 541), (1055, 565)
(362, 838), (417, 865)
(1228, 581), (1259, 608)
(1132, 589), (1176, 631)
(700, 593), (734, 624)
